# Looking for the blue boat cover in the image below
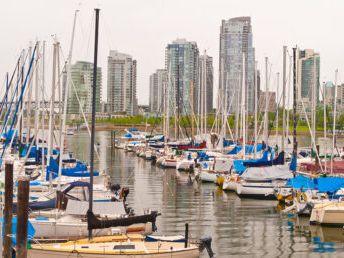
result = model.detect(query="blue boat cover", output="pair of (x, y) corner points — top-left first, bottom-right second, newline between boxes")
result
(314, 177), (344, 193)
(233, 151), (284, 174)
(227, 144), (263, 155)
(286, 175), (315, 190)
(1, 217), (35, 246)
(45, 157), (96, 180)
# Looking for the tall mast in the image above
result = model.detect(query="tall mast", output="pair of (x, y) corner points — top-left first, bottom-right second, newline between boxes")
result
(292, 47), (297, 173)
(41, 41), (46, 174)
(254, 61), (258, 158)
(47, 41), (57, 167)
(276, 72), (279, 144)
(323, 82), (327, 173)
(282, 46), (287, 158)
(264, 57), (269, 144)
(241, 53), (246, 159)
(312, 55), (317, 152)
(88, 8), (100, 240)
(176, 64), (180, 140)
(34, 42), (40, 154)
(331, 69), (338, 175)
(57, 10), (78, 190)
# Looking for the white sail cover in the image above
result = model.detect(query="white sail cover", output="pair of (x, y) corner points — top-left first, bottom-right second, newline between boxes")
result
(66, 200), (126, 216)
(241, 165), (293, 181)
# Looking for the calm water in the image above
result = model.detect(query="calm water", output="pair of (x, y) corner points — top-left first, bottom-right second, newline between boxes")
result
(67, 131), (344, 257)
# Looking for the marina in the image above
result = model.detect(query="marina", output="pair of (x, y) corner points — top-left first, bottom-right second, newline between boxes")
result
(1, 1), (344, 257)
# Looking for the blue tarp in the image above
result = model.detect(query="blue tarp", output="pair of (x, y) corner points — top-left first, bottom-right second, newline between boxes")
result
(287, 176), (344, 194)
(223, 139), (234, 147)
(286, 175), (315, 190)
(233, 150), (271, 174)
(227, 144), (263, 155)
(1, 217), (35, 246)
(128, 128), (138, 132)
(1, 129), (17, 140)
(45, 157), (95, 180)
(314, 177), (344, 193)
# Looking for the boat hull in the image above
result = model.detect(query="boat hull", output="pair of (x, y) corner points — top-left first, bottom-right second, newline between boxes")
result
(28, 249), (199, 258)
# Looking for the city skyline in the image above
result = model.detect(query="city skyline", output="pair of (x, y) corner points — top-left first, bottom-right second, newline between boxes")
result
(1, 0), (344, 107)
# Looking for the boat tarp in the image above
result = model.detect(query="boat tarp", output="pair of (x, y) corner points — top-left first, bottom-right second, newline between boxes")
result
(1, 217), (35, 246)
(242, 151), (285, 168)
(314, 177), (344, 193)
(241, 165), (293, 181)
(227, 143), (263, 155)
(45, 157), (93, 180)
(286, 175), (315, 190)
(233, 151), (270, 174)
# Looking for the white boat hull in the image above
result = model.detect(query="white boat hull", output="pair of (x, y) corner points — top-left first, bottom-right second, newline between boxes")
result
(199, 170), (217, 183)
(236, 181), (277, 200)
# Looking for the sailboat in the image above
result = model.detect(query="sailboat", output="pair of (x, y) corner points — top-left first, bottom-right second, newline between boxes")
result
(29, 9), (213, 258)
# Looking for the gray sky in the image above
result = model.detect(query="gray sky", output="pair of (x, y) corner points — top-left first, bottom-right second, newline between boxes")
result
(1, 0), (343, 105)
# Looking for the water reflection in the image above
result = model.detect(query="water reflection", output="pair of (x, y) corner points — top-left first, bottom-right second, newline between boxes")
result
(67, 131), (344, 257)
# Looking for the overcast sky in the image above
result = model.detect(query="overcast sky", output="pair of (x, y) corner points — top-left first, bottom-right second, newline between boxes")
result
(1, 0), (343, 105)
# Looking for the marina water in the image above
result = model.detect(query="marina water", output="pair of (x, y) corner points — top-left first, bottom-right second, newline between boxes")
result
(68, 130), (344, 257)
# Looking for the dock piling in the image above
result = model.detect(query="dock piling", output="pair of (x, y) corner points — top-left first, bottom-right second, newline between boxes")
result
(16, 176), (30, 258)
(4, 159), (14, 258)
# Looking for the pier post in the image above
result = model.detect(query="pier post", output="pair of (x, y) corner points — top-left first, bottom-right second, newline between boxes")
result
(16, 176), (30, 258)
(4, 159), (14, 258)
(184, 223), (189, 248)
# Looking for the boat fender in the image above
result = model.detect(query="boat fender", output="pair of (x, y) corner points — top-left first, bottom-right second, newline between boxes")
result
(199, 236), (215, 258)
(296, 192), (308, 204)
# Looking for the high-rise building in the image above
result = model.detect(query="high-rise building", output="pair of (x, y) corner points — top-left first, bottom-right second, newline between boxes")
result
(296, 49), (320, 113)
(219, 16), (255, 113)
(199, 53), (214, 114)
(66, 61), (102, 114)
(149, 69), (167, 113)
(165, 38), (199, 115)
(107, 50), (137, 115)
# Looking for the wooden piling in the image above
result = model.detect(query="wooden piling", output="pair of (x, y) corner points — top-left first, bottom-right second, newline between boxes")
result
(16, 176), (30, 258)
(184, 223), (189, 248)
(4, 159), (14, 258)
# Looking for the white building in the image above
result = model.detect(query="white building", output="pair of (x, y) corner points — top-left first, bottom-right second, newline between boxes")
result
(107, 50), (138, 115)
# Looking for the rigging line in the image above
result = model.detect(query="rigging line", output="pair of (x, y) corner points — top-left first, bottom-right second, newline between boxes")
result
(100, 14), (115, 50)
(59, 43), (100, 161)
(85, 12), (95, 62)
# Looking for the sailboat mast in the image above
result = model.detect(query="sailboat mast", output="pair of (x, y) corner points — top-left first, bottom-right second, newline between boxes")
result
(282, 46), (287, 158)
(88, 8), (100, 240)
(254, 61), (258, 158)
(264, 57), (269, 144)
(34, 42), (40, 154)
(41, 41), (46, 173)
(331, 69), (338, 175)
(47, 41), (57, 167)
(312, 55), (317, 151)
(292, 47), (297, 172)
(242, 53), (246, 159)
(177, 64), (180, 140)
(276, 72), (279, 143)
(57, 10), (78, 190)
(323, 82), (327, 173)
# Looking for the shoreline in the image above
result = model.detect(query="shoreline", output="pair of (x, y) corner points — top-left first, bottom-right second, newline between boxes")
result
(90, 123), (343, 137)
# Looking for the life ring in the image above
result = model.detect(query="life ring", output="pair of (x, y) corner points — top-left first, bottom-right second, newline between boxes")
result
(296, 192), (308, 204)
